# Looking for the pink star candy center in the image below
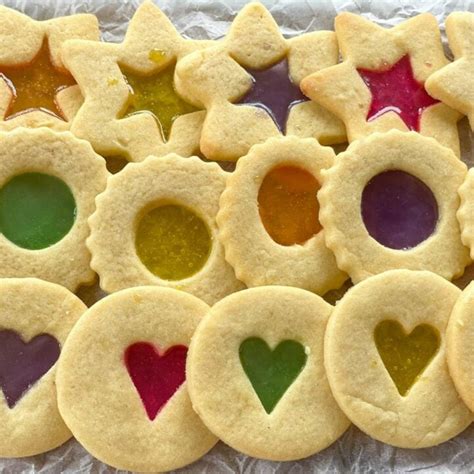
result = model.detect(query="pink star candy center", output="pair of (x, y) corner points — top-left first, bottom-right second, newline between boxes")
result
(357, 55), (439, 132)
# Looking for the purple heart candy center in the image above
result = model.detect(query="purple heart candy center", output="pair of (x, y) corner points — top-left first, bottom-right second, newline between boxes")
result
(0, 329), (60, 408)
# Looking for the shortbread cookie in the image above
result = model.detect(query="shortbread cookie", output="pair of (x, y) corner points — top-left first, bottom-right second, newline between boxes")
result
(447, 281), (474, 412)
(0, 278), (87, 457)
(426, 13), (474, 130)
(88, 154), (243, 304)
(319, 130), (470, 283)
(174, 2), (346, 162)
(0, 128), (108, 290)
(187, 286), (350, 461)
(218, 136), (346, 294)
(301, 13), (462, 156)
(62, 0), (212, 163)
(57, 286), (217, 472)
(0, 5), (98, 130)
(325, 270), (472, 448)
(458, 168), (474, 258)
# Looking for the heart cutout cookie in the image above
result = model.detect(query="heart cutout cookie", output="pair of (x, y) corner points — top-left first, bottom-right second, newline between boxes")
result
(0, 329), (60, 408)
(124, 342), (188, 421)
(375, 320), (440, 396)
(239, 337), (307, 413)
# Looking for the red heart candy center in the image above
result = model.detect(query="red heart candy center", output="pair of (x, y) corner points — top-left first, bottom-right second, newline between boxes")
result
(124, 342), (187, 421)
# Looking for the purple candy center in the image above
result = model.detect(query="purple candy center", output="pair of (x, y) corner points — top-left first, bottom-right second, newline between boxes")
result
(361, 170), (438, 250)
(237, 58), (308, 132)
(0, 329), (60, 408)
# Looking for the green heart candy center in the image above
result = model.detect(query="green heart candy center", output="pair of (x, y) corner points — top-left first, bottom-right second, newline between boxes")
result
(239, 337), (307, 414)
(374, 320), (440, 396)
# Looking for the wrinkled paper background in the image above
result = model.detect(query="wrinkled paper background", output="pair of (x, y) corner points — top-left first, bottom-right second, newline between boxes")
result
(1, 0), (474, 472)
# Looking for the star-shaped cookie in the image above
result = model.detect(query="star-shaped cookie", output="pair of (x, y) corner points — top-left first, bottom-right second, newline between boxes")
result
(62, 1), (212, 162)
(174, 2), (346, 162)
(0, 5), (99, 131)
(426, 12), (474, 131)
(301, 13), (462, 157)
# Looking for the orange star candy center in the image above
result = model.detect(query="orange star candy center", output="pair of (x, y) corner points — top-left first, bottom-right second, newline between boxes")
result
(0, 39), (75, 119)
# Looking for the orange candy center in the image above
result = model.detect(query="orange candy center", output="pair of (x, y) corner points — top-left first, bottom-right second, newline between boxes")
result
(258, 166), (321, 246)
(0, 40), (75, 119)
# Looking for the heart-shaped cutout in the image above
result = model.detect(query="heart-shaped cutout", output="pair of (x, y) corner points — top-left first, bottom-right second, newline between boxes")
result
(239, 337), (307, 414)
(0, 329), (60, 408)
(374, 320), (440, 396)
(124, 342), (187, 421)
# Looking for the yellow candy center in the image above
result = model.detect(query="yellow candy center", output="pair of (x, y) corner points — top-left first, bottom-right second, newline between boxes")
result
(374, 320), (440, 396)
(0, 39), (75, 119)
(122, 53), (198, 140)
(135, 204), (211, 281)
(258, 166), (321, 246)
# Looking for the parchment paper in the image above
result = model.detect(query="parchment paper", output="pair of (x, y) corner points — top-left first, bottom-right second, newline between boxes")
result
(1, 0), (474, 472)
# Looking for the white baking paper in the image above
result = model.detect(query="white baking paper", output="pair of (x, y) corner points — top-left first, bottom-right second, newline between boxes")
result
(0, 0), (473, 472)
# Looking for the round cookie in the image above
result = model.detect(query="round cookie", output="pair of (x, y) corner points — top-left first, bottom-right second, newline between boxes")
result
(218, 135), (346, 294)
(301, 12), (462, 156)
(0, 5), (98, 130)
(175, 2), (345, 162)
(0, 278), (87, 457)
(56, 286), (217, 472)
(324, 270), (472, 448)
(457, 168), (474, 259)
(87, 154), (244, 305)
(187, 286), (350, 461)
(319, 130), (470, 283)
(0, 128), (108, 291)
(447, 281), (474, 412)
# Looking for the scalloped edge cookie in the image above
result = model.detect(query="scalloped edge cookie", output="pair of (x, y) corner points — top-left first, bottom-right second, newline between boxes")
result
(319, 130), (470, 283)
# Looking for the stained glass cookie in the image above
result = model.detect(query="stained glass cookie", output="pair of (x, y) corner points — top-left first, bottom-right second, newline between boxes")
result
(325, 270), (472, 448)
(87, 154), (243, 305)
(217, 136), (346, 294)
(174, 2), (345, 162)
(426, 13), (474, 131)
(57, 286), (217, 472)
(301, 13), (462, 156)
(0, 128), (108, 290)
(0, 5), (99, 131)
(447, 281), (474, 412)
(0, 278), (87, 457)
(319, 130), (470, 283)
(458, 168), (474, 258)
(62, 0), (212, 163)
(187, 286), (350, 461)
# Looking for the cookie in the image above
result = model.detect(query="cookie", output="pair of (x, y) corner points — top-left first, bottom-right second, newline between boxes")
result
(174, 2), (346, 162)
(458, 168), (474, 258)
(447, 281), (474, 412)
(62, 0), (212, 163)
(426, 13), (474, 130)
(0, 5), (98, 131)
(217, 136), (346, 294)
(0, 128), (108, 291)
(0, 278), (87, 457)
(187, 286), (350, 461)
(301, 13), (462, 156)
(56, 286), (217, 472)
(87, 154), (243, 305)
(319, 130), (470, 283)
(325, 270), (472, 448)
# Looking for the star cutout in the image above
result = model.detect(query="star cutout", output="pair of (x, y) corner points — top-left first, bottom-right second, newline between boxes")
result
(238, 58), (308, 132)
(358, 55), (439, 132)
(123, 58), (199, 140)
(0, 39), (75, 120)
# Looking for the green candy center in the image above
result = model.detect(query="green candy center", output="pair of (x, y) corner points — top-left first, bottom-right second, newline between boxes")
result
(0, 172), (76, 250)
(239, 337), (307, 414)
